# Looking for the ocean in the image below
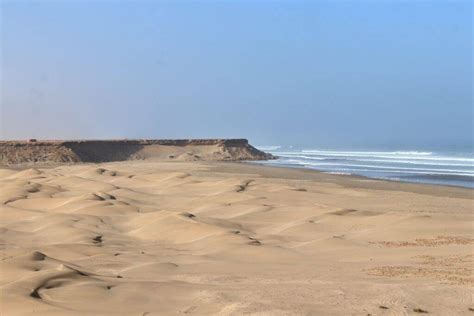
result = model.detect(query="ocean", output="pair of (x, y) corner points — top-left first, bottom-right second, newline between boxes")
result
(255, 146), (474, 188)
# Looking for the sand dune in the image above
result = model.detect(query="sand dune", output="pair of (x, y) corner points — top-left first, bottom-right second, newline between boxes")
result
(1, 161), (473, 315)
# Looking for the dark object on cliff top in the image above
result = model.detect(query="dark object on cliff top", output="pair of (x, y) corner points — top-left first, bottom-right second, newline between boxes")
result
(413, 308), (428, 313)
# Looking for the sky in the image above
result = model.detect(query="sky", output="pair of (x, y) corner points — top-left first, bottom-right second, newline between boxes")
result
(1, 0), (472, 150)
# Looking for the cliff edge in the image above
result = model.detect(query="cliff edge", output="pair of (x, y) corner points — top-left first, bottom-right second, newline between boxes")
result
(0, 139), (275, 165)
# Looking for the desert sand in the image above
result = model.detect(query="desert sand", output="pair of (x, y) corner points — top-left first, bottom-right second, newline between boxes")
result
(0, 160), (473, 315)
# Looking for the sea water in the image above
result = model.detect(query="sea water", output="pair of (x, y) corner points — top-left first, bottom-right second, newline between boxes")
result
(255, 146), (474, 188)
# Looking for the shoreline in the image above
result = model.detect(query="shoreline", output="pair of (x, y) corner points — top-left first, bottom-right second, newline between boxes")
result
(244, 160), (474, 191)
(208, 161), (474, 199)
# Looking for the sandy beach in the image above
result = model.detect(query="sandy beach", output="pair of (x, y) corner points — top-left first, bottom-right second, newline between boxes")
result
(0, 160), (472, 315)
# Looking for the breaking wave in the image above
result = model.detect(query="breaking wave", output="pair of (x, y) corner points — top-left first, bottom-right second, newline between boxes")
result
(256, 147), (474, 188)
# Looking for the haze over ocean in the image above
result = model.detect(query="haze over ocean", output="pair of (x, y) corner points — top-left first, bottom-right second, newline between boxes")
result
(1, 1), (472, 150)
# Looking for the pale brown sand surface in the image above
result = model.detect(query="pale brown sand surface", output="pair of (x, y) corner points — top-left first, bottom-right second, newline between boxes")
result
(1, 161), (473, 315)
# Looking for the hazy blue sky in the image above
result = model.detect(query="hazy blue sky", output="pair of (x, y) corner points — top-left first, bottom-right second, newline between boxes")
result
(1, 0), (472, 149)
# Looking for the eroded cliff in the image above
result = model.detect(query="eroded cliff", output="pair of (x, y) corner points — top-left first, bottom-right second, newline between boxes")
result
(0, 139), (274, 165)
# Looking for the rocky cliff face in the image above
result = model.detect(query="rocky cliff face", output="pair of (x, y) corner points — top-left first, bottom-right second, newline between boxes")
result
(0, 139), (274, 165)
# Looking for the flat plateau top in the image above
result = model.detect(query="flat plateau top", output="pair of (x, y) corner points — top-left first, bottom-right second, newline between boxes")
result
(0, 139), (249, 145)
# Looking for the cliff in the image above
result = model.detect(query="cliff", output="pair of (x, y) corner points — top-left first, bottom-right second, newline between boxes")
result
(0, 139), (275, 165)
